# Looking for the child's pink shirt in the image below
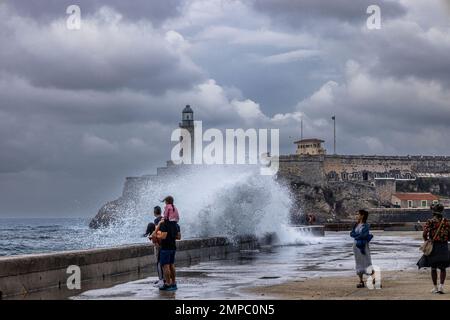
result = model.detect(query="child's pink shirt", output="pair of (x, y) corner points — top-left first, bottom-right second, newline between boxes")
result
(163, 204), (180, 222)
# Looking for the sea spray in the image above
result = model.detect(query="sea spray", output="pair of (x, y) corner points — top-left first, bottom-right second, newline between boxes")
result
(85, 165), (317, 247)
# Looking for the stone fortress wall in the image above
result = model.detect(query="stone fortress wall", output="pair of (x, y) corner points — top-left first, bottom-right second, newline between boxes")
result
(277, 154), (450, 220)
(277, 155), (326, 186)
(124, 155), (450, 200)
(279, 154), (450, 185)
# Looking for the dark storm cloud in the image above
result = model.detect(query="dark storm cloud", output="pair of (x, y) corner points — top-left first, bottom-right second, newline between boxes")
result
(0, 76), (150, 125)
(0, 6), (204, 93)
(252, 0), (406, 27)
(368, 27), (450, 86)
(441, 0), (450, 13)
(248, 0), (450, 90)
(4, 0), (184, 25)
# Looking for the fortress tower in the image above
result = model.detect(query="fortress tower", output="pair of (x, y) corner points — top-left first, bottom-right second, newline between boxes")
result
(294, 138), (326, 156)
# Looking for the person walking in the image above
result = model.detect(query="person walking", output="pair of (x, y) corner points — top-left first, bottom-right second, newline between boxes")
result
(350, 209), (374, 288)
(417, 203), (450, 294)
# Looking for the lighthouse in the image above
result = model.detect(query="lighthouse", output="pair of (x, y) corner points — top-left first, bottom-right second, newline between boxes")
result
(179, 105), (195, 161)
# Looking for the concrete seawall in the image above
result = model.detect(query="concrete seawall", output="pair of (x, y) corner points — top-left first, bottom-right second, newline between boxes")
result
(0, 237), (257, 299)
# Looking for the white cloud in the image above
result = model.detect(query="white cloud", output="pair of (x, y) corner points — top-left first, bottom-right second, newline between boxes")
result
(231, 99), (267, 122)
(195, 25), (315, 48)
(260, 49), (321, 64)
(165, 30), (190, 52)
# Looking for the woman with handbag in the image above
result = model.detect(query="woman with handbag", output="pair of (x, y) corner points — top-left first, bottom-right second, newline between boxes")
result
(417, 203), (450, 294)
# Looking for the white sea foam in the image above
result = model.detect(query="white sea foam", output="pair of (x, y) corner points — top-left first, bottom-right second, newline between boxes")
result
(86, 165), (316, 247)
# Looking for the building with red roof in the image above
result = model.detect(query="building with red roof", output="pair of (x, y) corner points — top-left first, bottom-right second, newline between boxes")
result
(391, 193), (439, 209)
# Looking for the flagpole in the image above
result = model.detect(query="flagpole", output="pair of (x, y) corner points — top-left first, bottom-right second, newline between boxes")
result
(301, 116), (304, 140)
(332, 116), (336, 154)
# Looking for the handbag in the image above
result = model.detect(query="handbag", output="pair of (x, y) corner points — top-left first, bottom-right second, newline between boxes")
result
(420, 219), (445, 256)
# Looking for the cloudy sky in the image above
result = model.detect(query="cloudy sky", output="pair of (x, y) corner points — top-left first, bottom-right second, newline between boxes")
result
(0, 0), (449, 217)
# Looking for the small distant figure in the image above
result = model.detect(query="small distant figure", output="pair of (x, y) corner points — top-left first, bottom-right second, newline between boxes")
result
(307, 214), (316, 225)
(331, 209), (337, 222)
(417, 203), (450, 294)
(350, 209), (374, 288)
(414, 220), (423, 231)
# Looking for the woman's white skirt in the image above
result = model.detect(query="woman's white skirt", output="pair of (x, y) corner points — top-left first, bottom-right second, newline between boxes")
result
(353, 242), (373, 275)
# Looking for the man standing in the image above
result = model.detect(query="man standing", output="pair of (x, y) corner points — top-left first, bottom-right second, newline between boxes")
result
(157, 219), (181, 291)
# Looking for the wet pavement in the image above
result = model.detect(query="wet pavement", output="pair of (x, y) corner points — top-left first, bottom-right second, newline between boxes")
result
(73, 231), (422, 300)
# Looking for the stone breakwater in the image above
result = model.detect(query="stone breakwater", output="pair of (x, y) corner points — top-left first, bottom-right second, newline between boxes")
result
(0, 236), (258, 299)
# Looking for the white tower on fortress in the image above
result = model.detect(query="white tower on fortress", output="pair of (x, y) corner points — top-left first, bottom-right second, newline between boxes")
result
(179, 105), (195, 161)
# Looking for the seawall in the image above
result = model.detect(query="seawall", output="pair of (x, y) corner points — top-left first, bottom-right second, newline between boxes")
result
(0, 236), (258, 299)
(368, 208), (450, 223)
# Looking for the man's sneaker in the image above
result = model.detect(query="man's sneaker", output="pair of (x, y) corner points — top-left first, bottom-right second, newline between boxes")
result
(438, 284), (445, 294)
(171, 283), (178, 290)
(159, 284), (172, 291)
(159, 284), (177, 291)
(431, 286), (439, 294)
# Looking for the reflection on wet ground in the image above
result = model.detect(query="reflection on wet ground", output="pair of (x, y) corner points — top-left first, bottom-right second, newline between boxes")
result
(73, 232), (422, 300)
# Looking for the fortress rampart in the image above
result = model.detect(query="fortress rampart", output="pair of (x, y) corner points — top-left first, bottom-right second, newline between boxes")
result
(279, 154), (450, 185)
(277, 154), (450, 218)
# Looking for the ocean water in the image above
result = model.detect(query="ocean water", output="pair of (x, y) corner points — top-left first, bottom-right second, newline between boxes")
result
(0, 217), (319, 257)
(0, 218), (89, 256)
(0, 218), (152, 256)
